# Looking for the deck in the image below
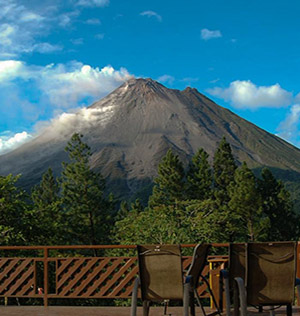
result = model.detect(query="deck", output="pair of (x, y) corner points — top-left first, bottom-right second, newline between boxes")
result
(0, 306), (299, 316)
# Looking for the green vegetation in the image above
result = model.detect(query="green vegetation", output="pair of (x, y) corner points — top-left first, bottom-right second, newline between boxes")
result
(114, 137), (299, 245)
(0, 134), (298, 246)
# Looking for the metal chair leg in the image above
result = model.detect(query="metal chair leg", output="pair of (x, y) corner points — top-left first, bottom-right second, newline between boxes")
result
(143, 300), (150, 316)
(286, 303), (292, 316)
(184, 282), (191, 316)
(130, 277), (139, 316)
(194, 289), (207, 316)
(223, 274), (231, 316)
(189, 290), (195, 316)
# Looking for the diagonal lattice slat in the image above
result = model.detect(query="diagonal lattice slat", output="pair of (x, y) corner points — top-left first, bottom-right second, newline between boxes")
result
(0, 259), (35, 297)
(58, 258), (99, 296)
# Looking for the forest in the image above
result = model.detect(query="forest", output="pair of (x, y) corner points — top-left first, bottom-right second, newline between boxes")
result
(0, 133), (298, 247)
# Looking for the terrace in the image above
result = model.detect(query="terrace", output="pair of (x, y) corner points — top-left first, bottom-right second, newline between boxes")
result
(0, 244), (299, 315)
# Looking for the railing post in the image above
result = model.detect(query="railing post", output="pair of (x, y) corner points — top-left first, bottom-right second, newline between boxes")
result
(44, 247), (49, 307)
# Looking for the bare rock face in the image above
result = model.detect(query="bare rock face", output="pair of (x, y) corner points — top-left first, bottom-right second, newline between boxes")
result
(1, 78), (300, 202)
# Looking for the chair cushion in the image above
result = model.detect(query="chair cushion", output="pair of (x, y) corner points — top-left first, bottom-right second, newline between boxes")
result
(246, 242), (296, 305)
(137, 244), (183, 301)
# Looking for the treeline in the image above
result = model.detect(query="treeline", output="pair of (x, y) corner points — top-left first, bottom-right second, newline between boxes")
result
(114, 137), (299, 244)
(0, 134), (298, 246)
(0, 133), (114, 246)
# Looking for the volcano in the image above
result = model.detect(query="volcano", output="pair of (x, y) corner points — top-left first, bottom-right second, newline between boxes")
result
(1, 78), (300, 205)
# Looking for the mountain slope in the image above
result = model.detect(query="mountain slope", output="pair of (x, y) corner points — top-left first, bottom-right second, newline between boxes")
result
(1, 78), (300, 205)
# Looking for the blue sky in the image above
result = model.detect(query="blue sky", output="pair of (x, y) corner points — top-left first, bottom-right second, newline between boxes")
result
(1, 0), (300, 153)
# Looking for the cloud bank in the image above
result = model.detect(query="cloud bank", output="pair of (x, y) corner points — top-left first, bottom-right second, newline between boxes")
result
(0, 60), (133, 153)
(276, 104), (300, 146)
(0, 60), (132, 108)
(0, 131), (32, 154)
(208, 80), (292, 109)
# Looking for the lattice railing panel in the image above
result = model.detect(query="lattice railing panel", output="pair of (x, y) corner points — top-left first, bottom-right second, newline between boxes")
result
(52, 256), (211, 299)
(55, 257), (138, 298)
(0, 258), (35, 297)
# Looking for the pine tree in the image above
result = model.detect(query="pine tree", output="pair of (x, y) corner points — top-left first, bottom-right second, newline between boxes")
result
(31, 168), (59, 206)
(186, 148), (212, 200)
(61, 133), (112, 250)
(0, 174), (30, 245)
(148, 149), (185, 208)
(211, 138), (238, 241)
(31, 168), (63, 245)
(213, 137), (237, 193)
(259, 168), (298, 241)
(228, 162), (269, 241)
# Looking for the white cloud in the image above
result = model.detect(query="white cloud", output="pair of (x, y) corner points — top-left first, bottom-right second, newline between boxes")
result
(76, 0), (109, 7)
(0, 60), (133, 152)
(207, 80), (292, 109)
(0, 1), (84, 57)
(0, 1), (59, 57)
(41, 105), (117, 138)
(201, 28), (222, 40)
(140, 11), (162, 22)
(58, 11), (80, 28)
(157, 75), (175, 85)
(86, 18), (101, 25)
(0, 60), (133, 109)
(32, 43), (62, 53)
(0, 131), (32, 154)
(20, 12), (44, 22)
(37, 63), (133, 108)
(0, 60), (24, 82)
(276, 104), (300, 145)
(295, 92), (300, 103)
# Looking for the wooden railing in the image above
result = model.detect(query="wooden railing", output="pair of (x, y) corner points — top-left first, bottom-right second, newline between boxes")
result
(0, 244), (228, 307)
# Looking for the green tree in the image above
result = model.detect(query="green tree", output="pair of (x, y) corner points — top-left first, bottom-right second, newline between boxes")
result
(31, 168), (63, 245)
(228, 162), (269, 241)
(186, 148), (212, 200)
(188, 198), (232, 243)
(259, 168), (298, 241)
(213, 137), (237, 194)
(211, 137), (238, 241)
(61, 133), (112, 250)
(148, 149), (185, 208)
(0, 174), (31, 245)
(114, 203), (194, 245)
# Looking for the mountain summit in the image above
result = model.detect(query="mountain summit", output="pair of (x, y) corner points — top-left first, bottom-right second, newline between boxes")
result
(1, 78), (300, 201)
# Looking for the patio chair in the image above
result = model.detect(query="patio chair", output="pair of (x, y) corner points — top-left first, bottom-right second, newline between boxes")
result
(222, 242), (299, 316)
(130, 244), (189, 316)
(131, 244), (217, 316)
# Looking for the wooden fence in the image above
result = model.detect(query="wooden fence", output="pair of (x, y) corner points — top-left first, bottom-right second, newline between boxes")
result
(0, 244), (228, 307)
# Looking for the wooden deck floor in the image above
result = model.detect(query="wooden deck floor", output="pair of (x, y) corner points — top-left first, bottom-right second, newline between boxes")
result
(0, 306), (298, 316)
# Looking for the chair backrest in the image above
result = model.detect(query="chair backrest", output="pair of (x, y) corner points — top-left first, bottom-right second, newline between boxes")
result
(229, 243), (246, 288)
(137, 244), (183, 301)
(187, 243), (211, 288)
(246, 241), (296, 305)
